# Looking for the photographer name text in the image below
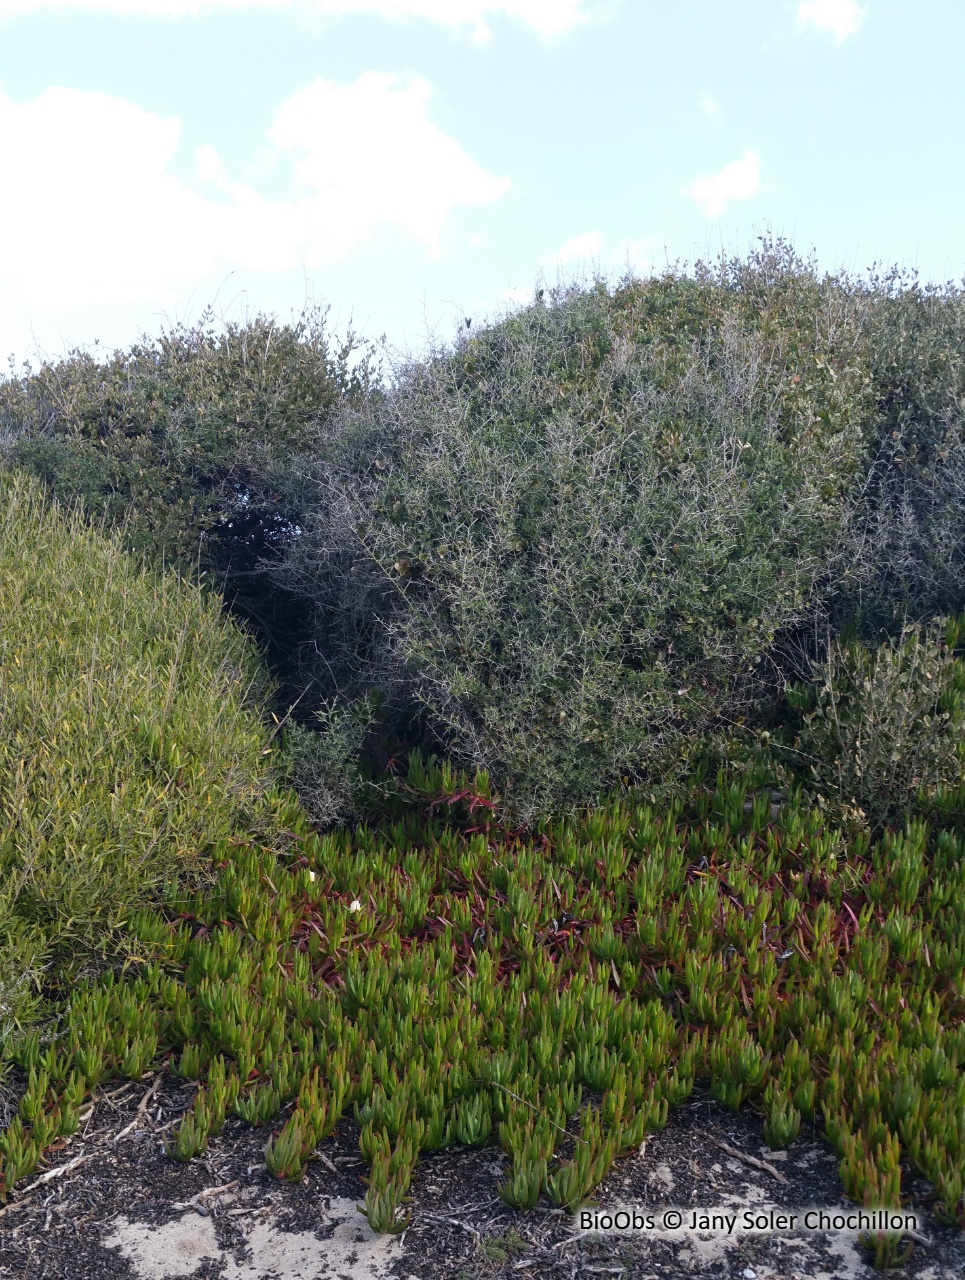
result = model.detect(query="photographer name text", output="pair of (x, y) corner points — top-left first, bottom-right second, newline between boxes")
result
(578, 1208), (920, 1237)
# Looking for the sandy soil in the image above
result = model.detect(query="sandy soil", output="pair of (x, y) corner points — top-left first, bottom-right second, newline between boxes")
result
(1, 1072), (963, 1280)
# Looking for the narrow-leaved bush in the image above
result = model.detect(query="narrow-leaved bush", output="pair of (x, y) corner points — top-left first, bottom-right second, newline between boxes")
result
(0, 472), (281, 1039)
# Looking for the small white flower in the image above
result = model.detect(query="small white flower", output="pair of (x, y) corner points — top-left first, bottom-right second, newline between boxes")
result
(349, 899), (362, 912)
(308, 870), (316, 882)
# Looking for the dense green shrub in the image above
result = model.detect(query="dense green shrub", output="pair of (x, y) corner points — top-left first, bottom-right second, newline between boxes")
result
(0, 473), (282, 1041)
(280, 245), (880, 819)
(780, 615), (965, 832)
(0, 305), (376, 674)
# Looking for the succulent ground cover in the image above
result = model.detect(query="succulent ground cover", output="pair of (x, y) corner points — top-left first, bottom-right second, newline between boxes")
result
(3, 757), (965, 1270)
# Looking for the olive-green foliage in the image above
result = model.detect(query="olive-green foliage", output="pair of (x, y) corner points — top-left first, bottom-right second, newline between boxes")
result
(782, 615), (965, 832)
(0, 473), (279, 1041)
(0, 305), (375, 661)
(282, 243), (878, 819)
(7, 756), (965, 1260)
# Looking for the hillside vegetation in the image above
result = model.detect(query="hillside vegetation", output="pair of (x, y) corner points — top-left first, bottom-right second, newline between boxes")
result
(6, 241), (963, 824)
(2, 242), (965, 1265)
(0, 304), (375, 698)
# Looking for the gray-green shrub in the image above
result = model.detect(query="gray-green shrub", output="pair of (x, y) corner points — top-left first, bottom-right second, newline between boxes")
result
(281, 246), (880, 819)
(5, 246), (964, 825)
(833, 272), (965, 635)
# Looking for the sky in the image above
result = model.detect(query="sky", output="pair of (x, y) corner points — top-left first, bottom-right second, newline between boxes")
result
(0, 0), (962, 368)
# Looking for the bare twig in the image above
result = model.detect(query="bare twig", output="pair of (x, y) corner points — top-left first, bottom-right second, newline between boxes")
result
(0, 1152), (95, 1215)
(96, 1081), (138, 1106)
(171, 1180), (240, 1216)
(34, 1153), (93, 1186)
(115, 1074), (164, 1141)
(194, 1180), (240, 1201)
(421, 1212), (481, 1243)
(713, 1138), (788, 1185)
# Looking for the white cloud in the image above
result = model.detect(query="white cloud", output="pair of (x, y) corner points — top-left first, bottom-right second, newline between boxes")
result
(684, 150), (760, 219)
(796, 0), (868, 43)
(0, 75), (509, 312)
(0, 0), (595, 37)
(269, 74), (508, 255)
(544, 230), (602, 265)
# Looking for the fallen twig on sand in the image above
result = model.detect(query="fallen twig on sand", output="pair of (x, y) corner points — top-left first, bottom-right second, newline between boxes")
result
(115, 1074), (165, 1142)
(713, 1139), (788, 1185)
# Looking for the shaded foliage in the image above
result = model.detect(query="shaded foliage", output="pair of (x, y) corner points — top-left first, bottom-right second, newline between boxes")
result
(0, 304), (377, 694)
(835, 271), (965, 633)
(778, 614), (965, 833)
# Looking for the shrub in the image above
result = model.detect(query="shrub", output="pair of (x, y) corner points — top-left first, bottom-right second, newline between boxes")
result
(833, 273), (965, 636)
(0, 304), (377, 677)
(781, 615), (965, 831)
(280, 244), (879, 819)
(5, 247), (965, 825)
(279, 697), (377, 829)
(0, 472), (281, 1041)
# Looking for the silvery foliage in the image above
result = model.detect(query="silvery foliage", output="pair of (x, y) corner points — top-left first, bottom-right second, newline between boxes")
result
(279, 258), (877, 820)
